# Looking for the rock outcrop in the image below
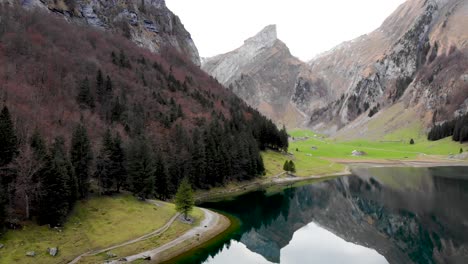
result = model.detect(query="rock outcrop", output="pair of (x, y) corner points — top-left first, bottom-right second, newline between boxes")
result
(16, 0), (200, 65)
(202, 25), (330, 127)
(308, 0), (468, 134)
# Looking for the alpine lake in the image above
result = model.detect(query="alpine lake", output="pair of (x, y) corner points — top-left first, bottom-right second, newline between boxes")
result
(168, 166), (468, 264)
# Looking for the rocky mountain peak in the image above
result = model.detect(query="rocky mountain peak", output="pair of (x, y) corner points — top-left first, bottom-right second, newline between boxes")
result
(244, 24), (278, 48)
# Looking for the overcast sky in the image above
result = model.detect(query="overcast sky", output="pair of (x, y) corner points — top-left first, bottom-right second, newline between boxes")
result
(166, 0), (406, 61)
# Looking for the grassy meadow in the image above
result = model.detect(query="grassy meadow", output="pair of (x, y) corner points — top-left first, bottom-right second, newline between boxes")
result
(0, 195), (179, 264)
(262, 129), (468, 177)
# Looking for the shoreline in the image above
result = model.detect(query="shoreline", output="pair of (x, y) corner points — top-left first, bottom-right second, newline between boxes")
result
(108, 208), (230, 264)
(196, 158), (468, 203)
(111, 158), (468, 263)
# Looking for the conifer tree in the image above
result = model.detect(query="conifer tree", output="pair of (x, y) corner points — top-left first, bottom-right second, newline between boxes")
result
(154, 154), (169, 200)
(279, 125), (289, 151)
(283, 160), (290, 172)
(126, 138), (155, 199)
(96, 129), (114, 193)
(105, 75), (113, 94)
(0, 106), (18, 167)
(288, 160), (296, 173)
(70, 123), (93, 198)
(77, 77), (95, 109)
(96, 69), (104, 103)
(38, 137), (73, 226)
(175, 177), (194, 220)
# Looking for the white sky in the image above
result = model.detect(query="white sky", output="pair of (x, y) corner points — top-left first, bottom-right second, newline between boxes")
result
(166, 0), (406, 61)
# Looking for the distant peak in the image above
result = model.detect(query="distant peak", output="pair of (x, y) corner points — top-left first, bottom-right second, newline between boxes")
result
(244, 24), (278, 47)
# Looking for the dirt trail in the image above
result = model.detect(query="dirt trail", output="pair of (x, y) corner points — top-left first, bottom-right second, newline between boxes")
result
(68, 201), (179, 264)
(109, 208), (219, 263)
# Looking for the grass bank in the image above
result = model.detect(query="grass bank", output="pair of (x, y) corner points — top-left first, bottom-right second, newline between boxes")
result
(0, 195), (177, 264)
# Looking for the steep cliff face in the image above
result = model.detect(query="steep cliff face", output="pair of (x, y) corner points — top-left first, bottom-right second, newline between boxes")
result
(15, 0), (200, 65)
(202, 25), (330, 127)
(308, 0), (468, 134)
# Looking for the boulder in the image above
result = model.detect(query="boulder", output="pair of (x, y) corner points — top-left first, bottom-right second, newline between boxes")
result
(0, 243), (4, 249)
(351, 150), (367, 156)
(107, 252), (117, 258)
(47, 247), (58, 257)
(26, 251), (36, 257)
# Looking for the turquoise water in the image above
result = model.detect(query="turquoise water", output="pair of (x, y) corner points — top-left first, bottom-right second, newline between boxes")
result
(174, 166), (468, 264)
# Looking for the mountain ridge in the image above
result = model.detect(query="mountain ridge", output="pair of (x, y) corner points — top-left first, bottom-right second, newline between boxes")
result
(202, 0), (468, 138)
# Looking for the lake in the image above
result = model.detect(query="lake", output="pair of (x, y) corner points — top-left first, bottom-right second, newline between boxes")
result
(173, 166), (468, 264)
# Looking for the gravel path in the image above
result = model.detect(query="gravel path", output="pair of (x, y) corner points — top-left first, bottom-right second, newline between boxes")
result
(110, 208), (218, 263)
(68, 200), (179, 264)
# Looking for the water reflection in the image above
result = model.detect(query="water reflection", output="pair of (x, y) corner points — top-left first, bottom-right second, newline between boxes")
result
(178, 166), (468, 264)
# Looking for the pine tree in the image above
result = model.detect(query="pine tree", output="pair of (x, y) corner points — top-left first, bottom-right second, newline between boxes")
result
(70, 123), (93, 198)
(279, 125), (289, 152)
(0, 106), (18, 167)
(126, 138), (155, 199)
(105, 75), (113, 94)
(283, 160), (290, 172)
(77, 77), (95, 109)
(288, 160), (296, 173)
(96, 69), (104, 103)
(96, 129), (114, 193)
(38, 137), (73, 226)
(111, 133), (126, 192)
(153, 154), (169, 199)
(174, 177), (194, 220)
(190, 128), (207, 188)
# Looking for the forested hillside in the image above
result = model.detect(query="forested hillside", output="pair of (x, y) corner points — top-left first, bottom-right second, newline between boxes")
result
(0, 4), (288, 232)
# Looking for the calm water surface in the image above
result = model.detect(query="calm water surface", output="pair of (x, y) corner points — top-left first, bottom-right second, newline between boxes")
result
(175, 166), (468, 264)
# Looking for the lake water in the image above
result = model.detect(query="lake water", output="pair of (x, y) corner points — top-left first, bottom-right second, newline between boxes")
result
(174, 166), (468, 264)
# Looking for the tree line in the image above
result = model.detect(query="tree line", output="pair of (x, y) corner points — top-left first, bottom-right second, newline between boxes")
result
(428, 113), (468, 143)
(0, 103), (288, 232)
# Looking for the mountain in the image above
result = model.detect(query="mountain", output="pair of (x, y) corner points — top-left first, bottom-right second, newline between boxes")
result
(309, 0), (468, 136)
(203, 0), (468, 137)
(15, 0), (200, 65)
(202, 25), (330, 127)
(0, 2), (287, 226)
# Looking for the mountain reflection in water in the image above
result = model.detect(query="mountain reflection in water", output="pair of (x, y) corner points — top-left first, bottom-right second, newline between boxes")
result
(179, 166), (468, 264)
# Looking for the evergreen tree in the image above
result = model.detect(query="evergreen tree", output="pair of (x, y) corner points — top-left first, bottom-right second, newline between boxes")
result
(77, 77), (95, 109)
(30, 128), (47, 160)
(96, 69), (104, 103)
(190, 128), (206, 189)
(126, 138), (155, 199)
(0, 106), (18, 167)
(70, 123), (93, 198)
(105, 75), (113, 94)
(174, 177), (194, 220)
(154, 154), (169, 200)
(38, 137), (73, 226)
(410, 138), (415, 145)
(95, 129), (114, 193)
(288, 160), (296, 173)
(96, 130), (126, 193)
(111, 134), (126, 192)
(279, 125), (289, 151)
(283, 160), (290, 172)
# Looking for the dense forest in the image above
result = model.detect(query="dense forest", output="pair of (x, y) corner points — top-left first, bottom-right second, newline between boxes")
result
(0, 4), (288, 233)
(428, 113), (468, 143)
